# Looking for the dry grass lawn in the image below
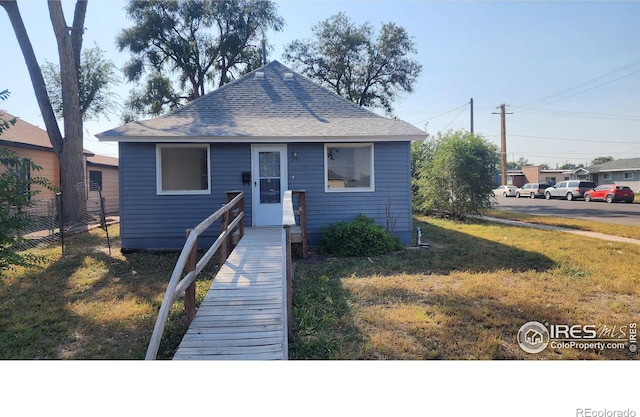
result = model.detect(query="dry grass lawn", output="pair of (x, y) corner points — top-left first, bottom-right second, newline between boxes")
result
(290, 215), (640, 360)
(2, 215), (638, 360)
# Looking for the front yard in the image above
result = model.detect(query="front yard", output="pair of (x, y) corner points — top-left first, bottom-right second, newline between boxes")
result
(290, 215), (640, 359)
(1, 216), (638, 359)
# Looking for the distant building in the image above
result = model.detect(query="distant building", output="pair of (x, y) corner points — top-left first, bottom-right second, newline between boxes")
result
(576, 157), (640, 193)
(0, 110), (119, 213)
(498, 159), (640, 193)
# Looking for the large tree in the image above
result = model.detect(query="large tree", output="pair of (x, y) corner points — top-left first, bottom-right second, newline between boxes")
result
(1, 0), (87, 225)
(117, 0), (284, 118)
(283, 12), (422, 115)
(413, 130), (499, 219)
(590, 156), (614, 166)
(41, 45), (121, 122)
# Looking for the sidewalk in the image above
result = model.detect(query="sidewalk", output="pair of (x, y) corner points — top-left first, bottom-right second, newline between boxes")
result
(480, 216), (640, 246)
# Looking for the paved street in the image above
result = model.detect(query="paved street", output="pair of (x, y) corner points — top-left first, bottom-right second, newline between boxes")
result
(494, 195), (640, 227)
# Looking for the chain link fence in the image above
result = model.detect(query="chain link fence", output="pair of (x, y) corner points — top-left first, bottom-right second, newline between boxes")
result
(11, 181), (118, 253)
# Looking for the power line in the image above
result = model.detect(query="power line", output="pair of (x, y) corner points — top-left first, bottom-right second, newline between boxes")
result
(516, 58), (640, 108)
(514, 108), (640, 122)
(443, 103), (469, 130)
(417, 102), (470, 124)
(508, 133), (636, 144)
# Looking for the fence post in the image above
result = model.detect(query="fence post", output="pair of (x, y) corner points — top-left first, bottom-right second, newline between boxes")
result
(298, 191), (307, 257)
(221, 203), (230, 262)
(284, 225), (293, 341)
(184, 229), (197, 326)
(237, 193), (245, 239)
(226, 191), (244, 243)
(57, 192), (64, 255)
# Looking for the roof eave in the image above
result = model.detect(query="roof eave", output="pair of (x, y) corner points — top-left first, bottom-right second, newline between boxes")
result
(96, 134), (427, 143)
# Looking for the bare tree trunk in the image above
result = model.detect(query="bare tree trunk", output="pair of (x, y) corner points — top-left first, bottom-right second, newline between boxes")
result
(0, 1), (63, 152)
(49, 0), (87, 225)
(1, 1), (88, 225)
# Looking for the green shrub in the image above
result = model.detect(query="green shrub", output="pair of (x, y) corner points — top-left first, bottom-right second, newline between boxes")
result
(319, 214), (403, 257)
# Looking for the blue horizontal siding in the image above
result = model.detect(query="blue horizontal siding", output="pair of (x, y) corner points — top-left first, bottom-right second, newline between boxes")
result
(288, 142), (412, 246)
(119, 141), (413, 250)
(119, 142), (252, 250)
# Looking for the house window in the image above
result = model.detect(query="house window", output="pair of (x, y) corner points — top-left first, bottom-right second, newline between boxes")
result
(89, 170), (102, 191)
(623, 172), (634, 180)
(10, 157), (32, 202)
(325, 143), (374, 192)
(603, 173), (612, 181)
(156, 144), (210, 195)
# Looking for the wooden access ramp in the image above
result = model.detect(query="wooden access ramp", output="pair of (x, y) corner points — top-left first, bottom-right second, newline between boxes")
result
(172, 227), (288, 360)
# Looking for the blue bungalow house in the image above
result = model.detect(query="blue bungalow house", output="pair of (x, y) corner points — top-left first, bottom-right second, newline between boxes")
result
(97, 61), (426, 251)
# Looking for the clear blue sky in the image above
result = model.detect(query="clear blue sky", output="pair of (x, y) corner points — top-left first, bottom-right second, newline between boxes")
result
(1, 1), (639, 167)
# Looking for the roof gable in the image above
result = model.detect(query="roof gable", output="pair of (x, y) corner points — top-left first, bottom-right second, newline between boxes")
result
(97, 61), (426, 142)
(1, 110), (117, 161)
(0, 110), (54, 150)
(585, 157), (640, 172)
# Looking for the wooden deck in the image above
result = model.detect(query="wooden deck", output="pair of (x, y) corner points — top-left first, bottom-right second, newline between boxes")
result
(173, 227), (287, 360)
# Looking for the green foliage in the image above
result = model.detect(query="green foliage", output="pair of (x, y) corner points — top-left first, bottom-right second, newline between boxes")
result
(319, 214), (403, 257)
(558, 161), (584, 170)
(0, 90), (16, 135)
(507, 157), (533, 170)
(413, 129), (499, 219)
(284, 12), (422, 115)
(117, 0), (284, 119)
(0, 148), (54, 272)
(41, 46), (121, 122)
(590, 156), (614, 166)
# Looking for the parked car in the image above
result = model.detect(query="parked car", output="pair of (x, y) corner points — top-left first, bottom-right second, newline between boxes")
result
(492, 185), (517, 197)
(544, 180), (596, 201)
(515, 183), (552, 199)
(584, 184), (635, 203)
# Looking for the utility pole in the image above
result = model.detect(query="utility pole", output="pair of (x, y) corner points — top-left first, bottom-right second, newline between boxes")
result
(492, 104), (513, 185)
(470, 98), (474, 133)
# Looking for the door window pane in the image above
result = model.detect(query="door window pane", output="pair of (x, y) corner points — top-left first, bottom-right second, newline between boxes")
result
(259, 152), (280, 177)
(260, 178), (281, 204)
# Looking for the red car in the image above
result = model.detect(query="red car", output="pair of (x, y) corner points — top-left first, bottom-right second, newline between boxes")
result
(584, 184), (635, 203)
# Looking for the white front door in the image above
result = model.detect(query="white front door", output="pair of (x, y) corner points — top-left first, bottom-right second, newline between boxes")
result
(251, 145), (287, 226)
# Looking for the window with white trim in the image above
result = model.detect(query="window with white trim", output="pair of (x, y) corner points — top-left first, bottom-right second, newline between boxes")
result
(325, 143), (374, 192)
(156, 144), (210, 195)
(623, 172), (634, 180)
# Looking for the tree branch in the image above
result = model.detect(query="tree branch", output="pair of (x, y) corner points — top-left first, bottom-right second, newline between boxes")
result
(0, 1), (64, 153)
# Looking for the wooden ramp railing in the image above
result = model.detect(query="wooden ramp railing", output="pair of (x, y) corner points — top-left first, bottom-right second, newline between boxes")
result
(147, 189), (307, 360)
(287, 190), (308, 258)
(145, 191), (245, 360)
(282, 189), (306, 340)
(282, 190), (295, 341)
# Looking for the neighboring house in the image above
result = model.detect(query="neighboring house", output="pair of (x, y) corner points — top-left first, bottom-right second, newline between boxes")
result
(86, 154), (119, 215)
(0, 109), (60, 201)
(577, 157), (640, 192)
(501, 167), (572, 187)
(0, 109), (119, 213)
(97, 60), (426, 251)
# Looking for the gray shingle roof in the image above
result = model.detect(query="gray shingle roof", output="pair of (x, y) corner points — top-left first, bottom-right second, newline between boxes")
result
(96, 61), (426, 142)
(585, 157), (640, 173)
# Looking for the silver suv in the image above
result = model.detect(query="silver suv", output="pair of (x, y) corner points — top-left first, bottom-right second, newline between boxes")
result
(544, 180), (597, 201)
(515, 183), (551, 198)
